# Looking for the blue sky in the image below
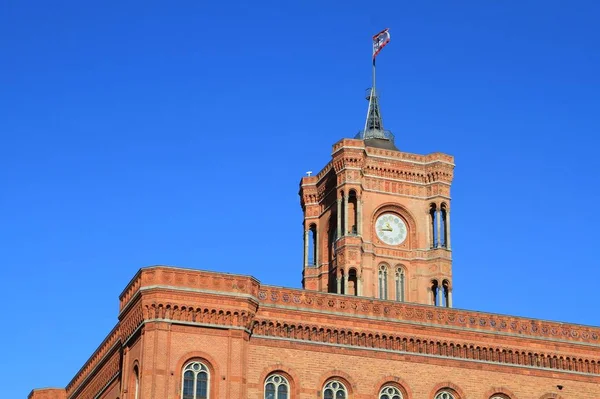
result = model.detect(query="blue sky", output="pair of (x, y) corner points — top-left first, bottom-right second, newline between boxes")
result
(1, 1), (599, 396)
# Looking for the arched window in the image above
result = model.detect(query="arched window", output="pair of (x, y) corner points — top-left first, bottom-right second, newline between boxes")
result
(265, 374), (289, 399)
(133, 366), (140, 399)
(323, 380), (347, 399)
(395, 267), (405, 302)
(182, 361), (209, 399)
(429, 203), (437, 248)
(379, 385), (403, 399)
(348, 268), (358, 296)
(308, 224), (317, 266)
(435, 391), (455, 399)
(348, 190), (358, 235)
(431, 280), (439, 306)
(442, 279), (451, 308)
(379, 264), (388, 300)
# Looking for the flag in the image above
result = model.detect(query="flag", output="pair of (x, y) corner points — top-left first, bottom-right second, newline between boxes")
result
(373, 28), (391, 59)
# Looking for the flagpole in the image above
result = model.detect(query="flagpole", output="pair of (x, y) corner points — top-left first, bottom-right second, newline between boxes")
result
(372, 56), (376, 96)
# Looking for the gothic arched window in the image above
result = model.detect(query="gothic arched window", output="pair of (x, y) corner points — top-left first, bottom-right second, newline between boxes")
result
(182, 361), (209, 399)
(379, 385), (403, 399)
(435, 391), (455, 399)
(265, 374), (289, 399)
(379, 264), (388, 300)
(323, 380), (347, 399)
(133, 366), (139, 399)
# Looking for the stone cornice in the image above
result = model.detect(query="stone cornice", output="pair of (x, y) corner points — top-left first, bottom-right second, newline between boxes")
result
(119, 266), (261, 312)
(330, 138), (455, 166)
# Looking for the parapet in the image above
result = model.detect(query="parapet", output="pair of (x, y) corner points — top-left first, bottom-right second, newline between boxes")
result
(28, 388), (66, 399)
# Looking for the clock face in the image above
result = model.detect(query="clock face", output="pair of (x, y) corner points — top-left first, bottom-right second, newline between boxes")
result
(375, 213), (407, 246)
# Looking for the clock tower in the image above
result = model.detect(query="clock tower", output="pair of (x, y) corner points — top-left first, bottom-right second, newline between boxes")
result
(299, 44), (454, 306)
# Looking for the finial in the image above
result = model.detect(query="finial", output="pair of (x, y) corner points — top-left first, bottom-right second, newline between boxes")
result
(306, 171), (313, 176)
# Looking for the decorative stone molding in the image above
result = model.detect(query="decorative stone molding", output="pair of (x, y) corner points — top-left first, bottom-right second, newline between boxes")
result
(119, 300), (144, 343)
(257, 286), (600, 346)
(142, 302), (256, 331)
(251, 318), (600, 375)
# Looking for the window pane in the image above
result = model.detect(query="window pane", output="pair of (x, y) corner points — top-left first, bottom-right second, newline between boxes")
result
(265, 382), (275, 399)
(197, 372), (208, 399)
(183, 370), (194, 399)
(278, 383), (288, 399)
(336, 389), (346, 399)
(324, 388), (333, 399)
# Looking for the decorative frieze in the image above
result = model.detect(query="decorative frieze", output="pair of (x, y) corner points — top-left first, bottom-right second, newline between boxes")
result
(142, 302), (256, 331)
(251, 317), (600, 376)
(257, 286), (600, 346)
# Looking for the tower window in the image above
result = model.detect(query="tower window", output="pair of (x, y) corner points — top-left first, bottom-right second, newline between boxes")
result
(348, 190), (358, 235)
(348, 268), (358, 296)
(182, 361), (209, 399)
(379, 264), (388, 300)
(323, 380), (347, 399)
(431, 280), (439, 306)
(429, 203), (437, 249)
(308, 224), (317, 266)
(441, 203), (448, 248)
(442, 279), (450, 308)
(265, 374), (289, 399)
(395, 267), (405, 302)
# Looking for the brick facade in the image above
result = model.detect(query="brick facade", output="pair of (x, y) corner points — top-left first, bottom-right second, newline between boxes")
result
(29, 139), (600, 399)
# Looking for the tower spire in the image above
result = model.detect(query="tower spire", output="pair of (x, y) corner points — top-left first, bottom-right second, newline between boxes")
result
(356, 29), (397, 150)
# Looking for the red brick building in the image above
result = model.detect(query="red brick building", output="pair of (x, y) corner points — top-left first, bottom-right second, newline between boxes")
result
(29, 88), (600, 399)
